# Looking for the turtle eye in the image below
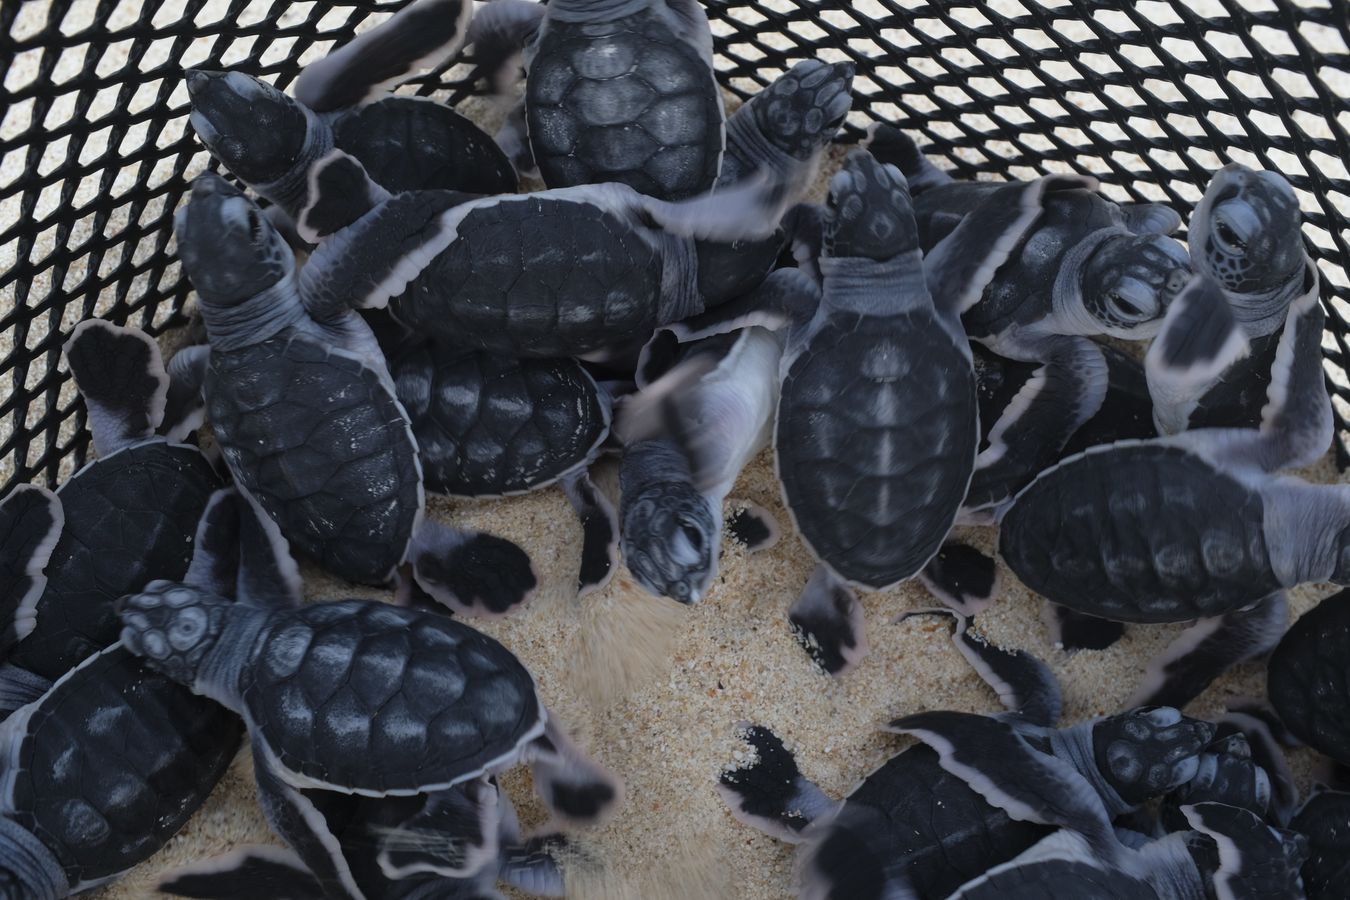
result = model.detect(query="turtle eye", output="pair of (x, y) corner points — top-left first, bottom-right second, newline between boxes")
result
(680, 517), (705, 553)
(1215, 219), (1247, 253)
(1108, 291), (1143, 320)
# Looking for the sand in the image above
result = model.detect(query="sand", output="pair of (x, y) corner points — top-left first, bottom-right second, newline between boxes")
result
(0, 1), (1339, 898)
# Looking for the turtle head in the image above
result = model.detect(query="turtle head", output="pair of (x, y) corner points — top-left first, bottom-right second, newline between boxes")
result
(186, 69), (309, 188)
(620, 480), (718, 604)
(750, 60), (854, 163)
(117, 580), (232, 688)
(176, 173), (294, 309)
(1192, 163), (1304, 299)
(1080, 231), (1191, 338)
(1091, 707), (1215, 806)
(823, 150), (919, 262)
(1159, 732), (1272, 832)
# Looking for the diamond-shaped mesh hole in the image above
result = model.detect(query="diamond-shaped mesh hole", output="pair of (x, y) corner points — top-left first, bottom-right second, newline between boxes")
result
(1, 0), (1349, 490)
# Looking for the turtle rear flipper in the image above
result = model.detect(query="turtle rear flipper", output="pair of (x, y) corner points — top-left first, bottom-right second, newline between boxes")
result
(788, 565), (868, 678)
(63, 319), (169, 457)
(560, 470), (618, 598)
(498, 833), (568, 898)
(0, 484), (62, 657)
(1254, 262), (1331, 470)
(725, 501), (780, 553)
(716, 723), (839, 843)
(250, 742), (365, 900)
(1146, 274), (1251, 435)
(1183, 801), (1308, 899)
(1044, 603), (1126, 653)
(295, 0), (472, 112)
(157, 845), (325, 899)
(409, 522), (538, 618)
(918, 541), (999, 617)
(1128, 591), (1288, 711)
(525, 715), (623, 828)
(375, 780), (502, 880)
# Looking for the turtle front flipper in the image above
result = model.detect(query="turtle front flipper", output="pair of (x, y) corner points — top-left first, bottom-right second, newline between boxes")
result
(660, 267), (822, 344)
(887, 709), (1119, 850)
(1127, 591), (1288, 711)
(560, 470), (619, 598)
(63, 318), (170, 457)
(965, 334), (1109, 516)
(408, 522), (538, 618)
(465, 0), (545, 92)
(716, 723), (840, 843)
(0, 484), (62, 658)
(296, 0), (473, 112)
(1219, 705), (1300, 824)
(250, 741), (367, 900)
(157, 846), (325, 899)
(1145, 274), (1251, 436)
(184, 487), (302, 611)
(788, 565), (868, 677)
(296, 149), (393, 243)
(1182, 801), (1309, 898)
(900, 608), (1062, 728)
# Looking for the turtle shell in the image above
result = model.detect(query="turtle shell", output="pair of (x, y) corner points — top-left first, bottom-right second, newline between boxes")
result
(1290, 789), (1350, 898)
(1001, 444), (1281, 622)
(241, 600), (541, 794)
(333, 97), (517, 197)
(390, 196), (664, 358)
(5, 646), (239, 890)
(1268, 589), (1350, 767)
(526, 10), (722, 200)
(776, 311), (977, 588)
(810, 745), (1051, 900)
(6, 442), (221, 683)
(390, 342), (608, 496)
(205, 335), (421, 585)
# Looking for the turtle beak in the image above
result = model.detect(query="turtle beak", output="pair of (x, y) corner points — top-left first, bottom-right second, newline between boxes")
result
(184, 68), (220, 98)
(190, 172), (236, 200)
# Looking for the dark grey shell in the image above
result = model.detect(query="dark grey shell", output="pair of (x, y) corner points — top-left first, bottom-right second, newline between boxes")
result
(811, 744), (1051, 900)
(7, 443), (221, 684)
(390, 342), (607, 496)
(1291, 790), (1350, 898)
(7, 646), (239, 889)
(333, 97), (517, 196)
(389, 196), (664, 357)
(526, 10), (722, 200)
(1001, 444), (1280, 623)
(776, 312), (977, 588)
(205, 336), (421, 585)
(241, 600), (540, 793)
(1268, 589), (1350, 766)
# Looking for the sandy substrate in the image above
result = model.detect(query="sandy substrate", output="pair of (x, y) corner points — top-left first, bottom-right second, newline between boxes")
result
(0, 1), (1339, 898)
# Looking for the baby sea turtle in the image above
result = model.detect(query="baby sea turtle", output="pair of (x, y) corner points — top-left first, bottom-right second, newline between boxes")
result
(467, 0), (723, 199)
(0, 320), (222, 709)
(387, 334), (619, 596)
(756, 152), (1090, 655)
(615, 324), (784, 604)
(1000, 274), (1333, 707)
(867, 126), (1191, 517)
(186, 0), (515, 222)
(289, 147), (796, 358)
(719, 612), (1215, 899)
(157, 778), (571, 899)
(116, 587), (622, 900)
(1146, 165), (1319, 456)
(0, 481), (301, 900)
(173, 173), (537, 617)
(1267, 589), (1350, 768)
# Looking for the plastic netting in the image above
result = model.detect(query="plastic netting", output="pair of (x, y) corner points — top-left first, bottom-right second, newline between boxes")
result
(2, 0), (1349, 492)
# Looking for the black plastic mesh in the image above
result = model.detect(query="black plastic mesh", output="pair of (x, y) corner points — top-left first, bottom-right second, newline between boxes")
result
(3, 0), (1349, 492)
